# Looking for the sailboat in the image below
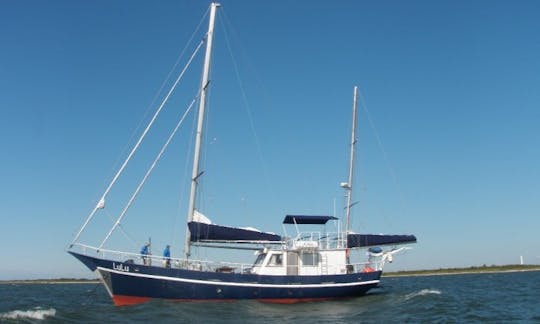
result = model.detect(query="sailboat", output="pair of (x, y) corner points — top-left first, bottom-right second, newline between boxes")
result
(68, 3), (416, 306)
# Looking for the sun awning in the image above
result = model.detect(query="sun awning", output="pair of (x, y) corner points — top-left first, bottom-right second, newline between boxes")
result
(282, 215), (338, 225)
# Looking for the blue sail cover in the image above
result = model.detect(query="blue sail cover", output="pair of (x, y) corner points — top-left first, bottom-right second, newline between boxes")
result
(347, 234), (417, 248)
(283, 215), (338, 225)
(188, 222), (282, 242)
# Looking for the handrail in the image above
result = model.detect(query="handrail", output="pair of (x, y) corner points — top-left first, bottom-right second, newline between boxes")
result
(70, 243), (255, 272)
(70, 242), (385, 274)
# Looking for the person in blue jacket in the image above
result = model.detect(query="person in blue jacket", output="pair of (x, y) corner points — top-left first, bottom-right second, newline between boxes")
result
(163, 245), (171, 268)
(140, 242), (150, 265)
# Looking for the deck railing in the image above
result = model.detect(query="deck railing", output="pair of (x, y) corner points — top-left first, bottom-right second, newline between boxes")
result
(290, 231), (347, 250)
(71, 243), (255, 273)
(70, 242), (383, 275)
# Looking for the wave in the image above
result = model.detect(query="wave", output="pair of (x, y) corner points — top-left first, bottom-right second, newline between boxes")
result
(404, 289), (442, 301)
(0, 308), (56, 320)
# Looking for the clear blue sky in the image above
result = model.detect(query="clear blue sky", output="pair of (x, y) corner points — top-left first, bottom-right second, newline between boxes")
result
(1, 1), (539, 280)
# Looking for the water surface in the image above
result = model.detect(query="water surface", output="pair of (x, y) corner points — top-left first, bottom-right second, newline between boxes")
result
(1, 271), (539, 323)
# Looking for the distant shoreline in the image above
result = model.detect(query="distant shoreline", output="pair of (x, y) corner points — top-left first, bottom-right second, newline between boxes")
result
(2, 265), (539, 284)
(0, 279), (99, 285)
(384, 265), (540, 278)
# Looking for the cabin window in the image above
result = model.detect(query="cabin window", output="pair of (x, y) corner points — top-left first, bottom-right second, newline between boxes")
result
(254, 253), (266, 266)
(268, 254), (283, 267)
(300, 252), (319, 266)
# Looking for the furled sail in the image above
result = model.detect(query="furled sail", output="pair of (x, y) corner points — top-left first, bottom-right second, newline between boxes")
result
(347, 234), (417, 248)
(188, 212), (281, 242)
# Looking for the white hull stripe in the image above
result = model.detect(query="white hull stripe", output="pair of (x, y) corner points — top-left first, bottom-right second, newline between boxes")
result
(98, 267), (379, 289)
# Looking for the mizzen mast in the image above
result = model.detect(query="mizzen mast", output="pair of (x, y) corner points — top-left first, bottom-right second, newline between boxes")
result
(184, 2), (220, 259)
(342, 86), (359, 244)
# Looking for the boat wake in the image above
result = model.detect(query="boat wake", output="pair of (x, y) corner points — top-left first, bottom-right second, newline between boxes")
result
(404, 289), (441, 301)
(0, 308), (56, 321)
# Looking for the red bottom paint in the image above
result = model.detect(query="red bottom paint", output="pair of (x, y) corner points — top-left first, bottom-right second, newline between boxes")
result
(171, 299), (237, 303)
(112, 295), (151, 306)
(111, 296), (345, 306)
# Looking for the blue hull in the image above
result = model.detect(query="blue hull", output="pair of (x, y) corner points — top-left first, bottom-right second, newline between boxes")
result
(70, 252), (381, 305)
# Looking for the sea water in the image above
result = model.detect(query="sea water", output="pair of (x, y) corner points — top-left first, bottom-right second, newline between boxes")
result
(1, 271), (539, 323)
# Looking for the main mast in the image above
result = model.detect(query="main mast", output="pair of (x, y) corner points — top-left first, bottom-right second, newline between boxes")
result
(344, 86), (358, 244)
(184, 2), (220, 259)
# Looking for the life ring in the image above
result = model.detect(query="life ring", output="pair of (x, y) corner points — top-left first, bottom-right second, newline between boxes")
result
(362, 266), (375, 273)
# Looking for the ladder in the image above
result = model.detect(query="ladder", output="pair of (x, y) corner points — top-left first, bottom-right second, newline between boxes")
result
(321, 254), (328, 275)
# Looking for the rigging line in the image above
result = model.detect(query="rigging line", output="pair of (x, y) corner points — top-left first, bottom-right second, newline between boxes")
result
(99, 93), (201, 250)
(220, 9), (282, 216)
(192, 13), (219, 219)
(199, 84), (211, 213)
(109, 6), (211, 186)
(70, 38), (206, 247)
(104, 209), (139, 249)
(219, 11), (270, 205)
(114, 8), (209, 251)
(357, 88), (407, 226)
(193, 59), (212, 216)
(172, 105), (199, 250)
